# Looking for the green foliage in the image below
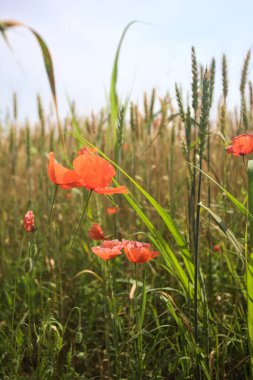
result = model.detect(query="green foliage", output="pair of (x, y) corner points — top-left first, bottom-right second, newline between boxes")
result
(1, 25), (253, 380)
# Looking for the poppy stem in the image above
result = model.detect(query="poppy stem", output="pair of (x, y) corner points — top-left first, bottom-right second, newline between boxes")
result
(106, 260), (120, 377)
(65, 190), (92, 261)
(134, 263), (142, 379)
(47, 184), (58, 235)
(11, 233), (25, 345)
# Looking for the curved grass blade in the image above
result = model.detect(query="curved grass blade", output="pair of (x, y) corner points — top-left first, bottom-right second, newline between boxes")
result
(199, 202), (243, 256)
(0, 19), (65, 149)
(110, 20), (137, 144)
(191, 162), (253, 223)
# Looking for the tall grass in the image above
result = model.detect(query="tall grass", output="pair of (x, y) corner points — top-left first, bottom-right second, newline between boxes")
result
(1, 20), (253, 379)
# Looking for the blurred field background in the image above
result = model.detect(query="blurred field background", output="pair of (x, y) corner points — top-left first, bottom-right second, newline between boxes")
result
(1, 1), (253, 379)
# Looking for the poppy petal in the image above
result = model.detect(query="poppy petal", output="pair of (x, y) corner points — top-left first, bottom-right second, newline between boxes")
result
(102, 240), (124, 250)
(73, 154), (116, 189)
(92, 246), (122, 261)
(48, 152), (83, 188)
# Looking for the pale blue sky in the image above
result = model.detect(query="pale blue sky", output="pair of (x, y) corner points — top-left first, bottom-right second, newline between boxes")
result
(1, 0), (253, 121)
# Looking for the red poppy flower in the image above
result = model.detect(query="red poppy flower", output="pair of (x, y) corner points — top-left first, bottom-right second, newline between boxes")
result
(73, 153), (128, 195)
(213, 244), (221, 252)
(123, 240), (159, 264)
(106, 207), (118, 215)
(48, 152), (83, 189)
(88, 223), (105, 240)
(92, 246), (122, 261)
(226, 134), (253, 156)
(102, 239), (124, 250)
(24, 210), (35, 232)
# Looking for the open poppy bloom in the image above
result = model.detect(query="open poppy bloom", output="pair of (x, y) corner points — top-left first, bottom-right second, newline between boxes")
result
(73, 153), (128, 195)
(48, 151), (128, 195)
(226, 134), (253, 156)
(48, 152), (83, 189)
(24, 210), (35, 232)
(92, 246), (122, 261)
(88, 223), (105, 240)
(123, 240), (159, 264)
(102, 239), (124, 250)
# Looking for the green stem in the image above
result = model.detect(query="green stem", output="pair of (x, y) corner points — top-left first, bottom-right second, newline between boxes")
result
(65, 190), (92, 262)
(106, 260), (120, 378)
(11, 234), (25, 344)
(194, 158), (202, 344)
(134, 263), (143, 379)
(47, 184), (58, 234)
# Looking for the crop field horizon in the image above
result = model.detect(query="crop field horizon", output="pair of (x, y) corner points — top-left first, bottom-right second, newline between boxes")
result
(1, 17), (253, 380)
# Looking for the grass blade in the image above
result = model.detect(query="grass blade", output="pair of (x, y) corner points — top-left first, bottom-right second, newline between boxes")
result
(192, 163), (253, 223)
(110, 20), (137, 145)
(0, 19), (65, 149)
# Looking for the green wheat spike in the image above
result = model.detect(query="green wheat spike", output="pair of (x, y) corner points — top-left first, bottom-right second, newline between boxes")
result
(185, 106), (191, 152)
(240, 51), (250, 130)
(199, 69), (211, 159)
(37, 94), (45, 151)
(220, 105), (227, 136)
(135, 104), (140, 139)
(249, 81), (253, 109)
(149, 88), (156, 120)
(175, 83), (185, 122)
(222, 54), (228, 100)
(130, 101), (135, 137)
(242, 96), (249, 131)
(143, 92), (149, 123)
(249, 81), (253, 126)
(117, 105), (125, 151)
(191, 47), (198, 114)
(240, 50), (251, 95)
(209, 58), (216, 108)
(37, 94), (45, 126)
(13, 92), (18, 120)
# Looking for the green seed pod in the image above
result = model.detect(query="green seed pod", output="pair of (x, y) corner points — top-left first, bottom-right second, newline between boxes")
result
(24, 257), (33, 273)
(75, 331), (83, 344)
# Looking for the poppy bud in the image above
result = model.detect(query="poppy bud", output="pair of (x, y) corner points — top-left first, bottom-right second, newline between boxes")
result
(24, 211), (35, 233)
(88, 223), (105, 240)
(213, 244), (220, 252)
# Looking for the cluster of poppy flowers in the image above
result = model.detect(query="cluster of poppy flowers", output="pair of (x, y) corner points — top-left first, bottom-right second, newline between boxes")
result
(47, 148), (128, 195)
(92, 238), (159, 263)
(88, 223), (159, 263)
